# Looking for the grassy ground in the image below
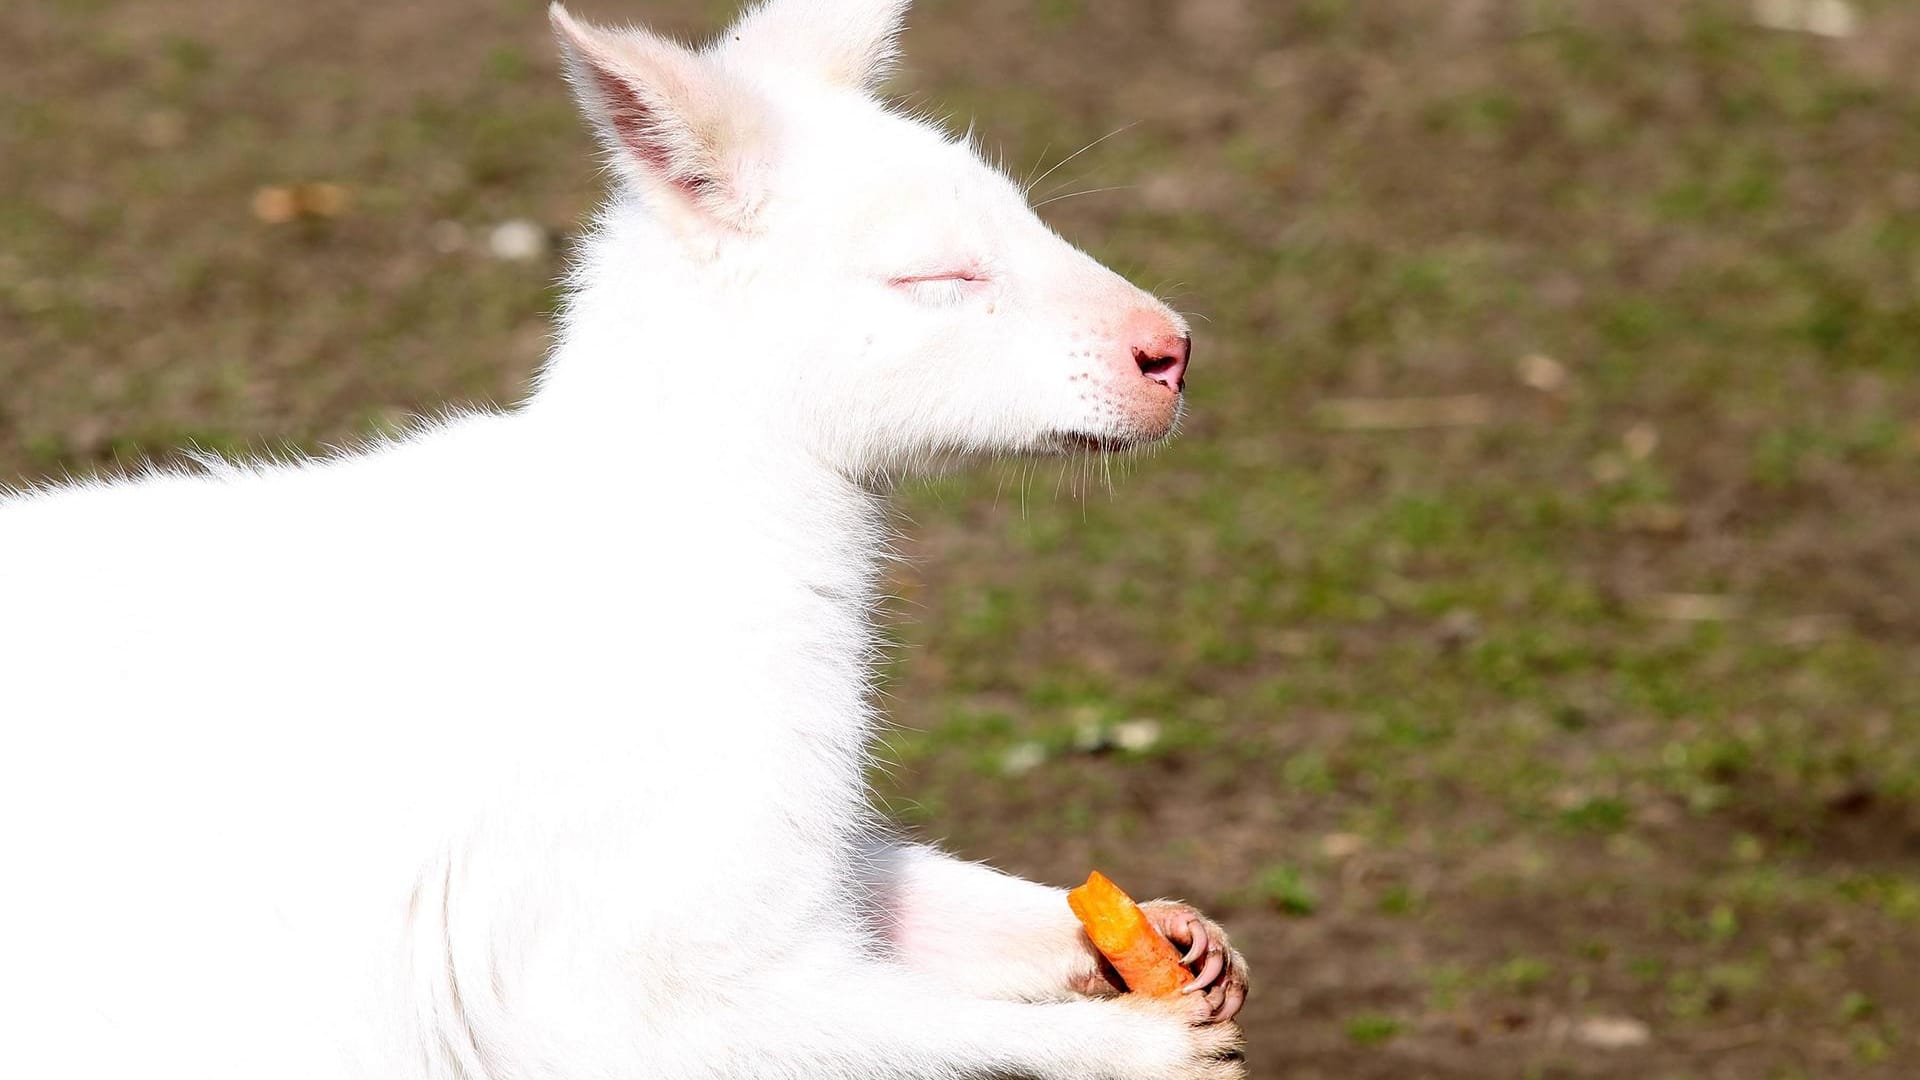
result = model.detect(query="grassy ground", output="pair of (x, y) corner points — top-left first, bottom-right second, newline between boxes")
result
(4, 0), (1918, 1076)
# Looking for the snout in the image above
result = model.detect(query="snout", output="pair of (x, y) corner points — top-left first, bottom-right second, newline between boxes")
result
(1133, 333), (1191, 393)
(1055, 302), (1193, 450)
(1101, 315), (1190, 440)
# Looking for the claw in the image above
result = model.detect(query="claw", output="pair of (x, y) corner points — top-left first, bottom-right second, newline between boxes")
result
(1183, 946), (1225, 994)
(1218, 984), (1246, 1024)
(1180, 919), (1209, 964)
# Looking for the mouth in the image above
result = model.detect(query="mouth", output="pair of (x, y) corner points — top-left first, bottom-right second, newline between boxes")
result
(1049, 431), (1146, 454)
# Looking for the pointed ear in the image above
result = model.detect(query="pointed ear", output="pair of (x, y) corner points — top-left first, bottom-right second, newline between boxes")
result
(550, 3), (770, 229)
(721, 0), (912, 95)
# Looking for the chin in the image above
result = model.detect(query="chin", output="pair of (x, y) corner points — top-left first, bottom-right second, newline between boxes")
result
(1043, 426), (1172, 455)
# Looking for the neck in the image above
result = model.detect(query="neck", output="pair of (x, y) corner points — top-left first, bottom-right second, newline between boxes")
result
(530, 200), (762, 434)
(523, 197), (895, 716)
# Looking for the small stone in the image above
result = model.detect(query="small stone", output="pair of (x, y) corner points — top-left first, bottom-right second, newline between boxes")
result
(1001, 742), (1047, 776)
(1112, 720), (1162, 753)
(1622, 422), (1659, 461)
(1572, 1015), (1652, 1049)
(1753, 0), (1857, 38)
(488, 219), (550, 261)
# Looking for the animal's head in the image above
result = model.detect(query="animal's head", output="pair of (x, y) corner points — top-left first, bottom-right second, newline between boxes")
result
(549, 0), (1190, 475)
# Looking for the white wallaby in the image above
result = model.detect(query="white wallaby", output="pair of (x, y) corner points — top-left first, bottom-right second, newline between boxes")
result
(0, 2), (1247, 1077)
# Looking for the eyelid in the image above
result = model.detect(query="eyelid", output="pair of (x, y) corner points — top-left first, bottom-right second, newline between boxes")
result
(889, 270), (986, 286)
(890, 272), (986, 307)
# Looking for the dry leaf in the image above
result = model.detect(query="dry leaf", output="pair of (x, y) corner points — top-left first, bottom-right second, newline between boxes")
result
(1516, 354), (1568, 393)
(250, 185), (299, 224)
(251, 182), (352, 224)
(1320, 832), (1366, 859)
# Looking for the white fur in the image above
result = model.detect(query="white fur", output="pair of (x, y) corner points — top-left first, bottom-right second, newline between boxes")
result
(0, 3), (1217, 1077)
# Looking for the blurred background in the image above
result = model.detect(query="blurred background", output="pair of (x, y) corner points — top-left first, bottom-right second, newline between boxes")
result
(4, 0), (1918, 1075)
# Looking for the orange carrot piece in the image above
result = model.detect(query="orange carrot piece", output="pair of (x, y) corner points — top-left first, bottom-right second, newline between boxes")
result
(1067, 870), (1190, 997)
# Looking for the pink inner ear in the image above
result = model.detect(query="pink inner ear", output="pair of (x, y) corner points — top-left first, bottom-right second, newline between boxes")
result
(591, 68), (672, 174)
(588, 66), (716, 202)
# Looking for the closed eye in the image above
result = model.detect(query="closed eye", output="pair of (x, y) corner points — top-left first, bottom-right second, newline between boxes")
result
(891, 272), (983, 285)
(890, 271), (988, 306)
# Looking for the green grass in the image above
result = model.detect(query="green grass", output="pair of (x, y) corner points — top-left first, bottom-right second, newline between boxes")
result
(1344, 1013), (1404, 1048)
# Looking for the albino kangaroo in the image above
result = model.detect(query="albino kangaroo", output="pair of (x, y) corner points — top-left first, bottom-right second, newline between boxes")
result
(0, 2), (1248, 1077)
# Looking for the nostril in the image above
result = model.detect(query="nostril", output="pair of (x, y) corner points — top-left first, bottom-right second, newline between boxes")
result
(1134, 349), (1177, 376)
(1133, 334), (1191, 393)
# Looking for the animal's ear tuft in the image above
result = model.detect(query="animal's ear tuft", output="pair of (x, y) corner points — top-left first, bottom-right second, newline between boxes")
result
(721, 0), (912, 95)
(550, 3), (769, 228)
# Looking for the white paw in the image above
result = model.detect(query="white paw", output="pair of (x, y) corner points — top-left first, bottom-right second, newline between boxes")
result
(1138, 900), (1251, 1025)
(1109, 993), (1247, 1080)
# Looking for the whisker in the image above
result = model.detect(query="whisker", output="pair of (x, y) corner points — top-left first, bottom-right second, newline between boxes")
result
(1024, 122), (1136, 198)
(1031, 169), (1095, 206)
(1033, 185), (1132, 210)
(1021, 141), (1053, 191)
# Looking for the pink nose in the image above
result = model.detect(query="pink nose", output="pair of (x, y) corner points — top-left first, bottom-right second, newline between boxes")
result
(1133, 334), (1191, 393)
